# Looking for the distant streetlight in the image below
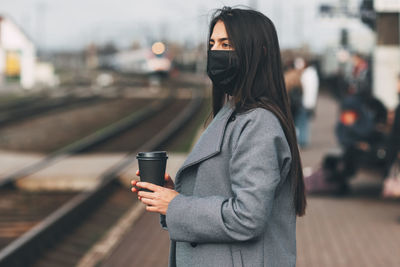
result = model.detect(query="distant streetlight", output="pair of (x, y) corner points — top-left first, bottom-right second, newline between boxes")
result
(152, 42), (166, 55)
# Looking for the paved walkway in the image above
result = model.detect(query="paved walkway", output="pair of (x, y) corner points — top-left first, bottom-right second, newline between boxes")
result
(100, 93), (400, 266)
(96, 154), (187, 267)
(298, 93), (400, 267)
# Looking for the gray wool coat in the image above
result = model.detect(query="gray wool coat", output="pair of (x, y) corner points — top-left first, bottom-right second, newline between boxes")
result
(162, 101), (296, 267)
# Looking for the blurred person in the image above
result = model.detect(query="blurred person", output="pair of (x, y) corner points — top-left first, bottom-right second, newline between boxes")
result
(320, 53), (381, 193)
(306, 74), (392, 195)
(347, 52), (371, 97)
(382, 74), (400, 200)
(132, 7), (306, 267)
(384, 73), (400, 177)
(284, 59), (303, 121)
(317, 93), (388, 194)
(294, 57), (319, 148)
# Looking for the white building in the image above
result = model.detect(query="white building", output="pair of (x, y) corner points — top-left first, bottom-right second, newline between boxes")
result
(373, 0), (400, 109)
(0, 15), (36, 89)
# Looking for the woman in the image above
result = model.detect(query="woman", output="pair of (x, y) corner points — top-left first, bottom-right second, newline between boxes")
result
(132, 7), (306, 267)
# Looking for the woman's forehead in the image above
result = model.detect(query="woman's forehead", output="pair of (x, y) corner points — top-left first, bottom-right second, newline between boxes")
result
(211, 21), (228, 39)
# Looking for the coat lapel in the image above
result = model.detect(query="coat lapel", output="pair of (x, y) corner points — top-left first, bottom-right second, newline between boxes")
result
(175, 103), (235, 182)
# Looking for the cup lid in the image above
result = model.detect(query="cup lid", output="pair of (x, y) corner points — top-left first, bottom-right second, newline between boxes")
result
(137, 151), (168, 158)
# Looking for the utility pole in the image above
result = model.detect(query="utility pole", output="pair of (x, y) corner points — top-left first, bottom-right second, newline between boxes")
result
(339, 0), (349, 14)
(273, 0), (283, 42)
(35, 2), (46, 54)
(295, 1), (304, 47)
(373, 0), (400, 109)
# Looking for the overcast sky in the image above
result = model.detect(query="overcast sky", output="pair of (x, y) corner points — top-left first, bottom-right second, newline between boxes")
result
(1, 0), (369, 52)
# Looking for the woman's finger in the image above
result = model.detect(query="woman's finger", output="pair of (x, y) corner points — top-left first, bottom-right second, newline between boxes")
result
(136, 182), (160, 192)
(164, 173), (175, 189)
(131, 187), (139, 193)
(140, 197), (156, 206)
(145, 206), (158, 213)
(137, 191), (155, 199)
(131, 180), (140, 193)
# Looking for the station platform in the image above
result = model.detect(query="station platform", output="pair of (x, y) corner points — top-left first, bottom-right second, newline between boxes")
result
(10, 152), (186, 191)
(0, 151), (44, 182)
(15, 153), (126, 191)
(76, 153), (187, 267)
(90, 92), (400, 267)
(296, 93), (400, 267)
(3, 92), (399, 266)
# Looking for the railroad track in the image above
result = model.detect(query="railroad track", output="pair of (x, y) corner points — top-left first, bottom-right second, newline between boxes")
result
(0, 96), (171, 188)
(0, 76), (152, 128)
(0, 84), (203, 267)
(0, 96), (105, 128)
(0, 95), (42, 113)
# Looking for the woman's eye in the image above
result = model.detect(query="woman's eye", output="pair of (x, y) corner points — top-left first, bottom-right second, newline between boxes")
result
(222, 43), (232, 48)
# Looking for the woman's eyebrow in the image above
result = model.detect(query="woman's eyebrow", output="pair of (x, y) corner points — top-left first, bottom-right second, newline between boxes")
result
(209, 37), (229, 42)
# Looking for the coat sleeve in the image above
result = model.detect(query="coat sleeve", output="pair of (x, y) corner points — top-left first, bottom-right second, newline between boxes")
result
(165, 110), (291, 243)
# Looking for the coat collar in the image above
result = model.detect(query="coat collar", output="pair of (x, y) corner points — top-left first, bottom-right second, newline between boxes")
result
(175, 102), (235, 182)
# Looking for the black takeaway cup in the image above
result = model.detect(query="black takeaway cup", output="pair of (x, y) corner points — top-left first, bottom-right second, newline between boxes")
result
(136, 151), (168, 191)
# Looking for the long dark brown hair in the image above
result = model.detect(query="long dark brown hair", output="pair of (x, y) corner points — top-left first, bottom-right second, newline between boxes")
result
(208, 7), (306, 216)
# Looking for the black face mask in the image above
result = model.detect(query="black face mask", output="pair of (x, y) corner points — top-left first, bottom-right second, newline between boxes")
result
(207, 50), (239, 96)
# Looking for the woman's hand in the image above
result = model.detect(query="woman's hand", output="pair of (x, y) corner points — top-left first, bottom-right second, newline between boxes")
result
(134, 182), (179, 215)
(130, 170), (178, 215)
(131, 170), (175, 192)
